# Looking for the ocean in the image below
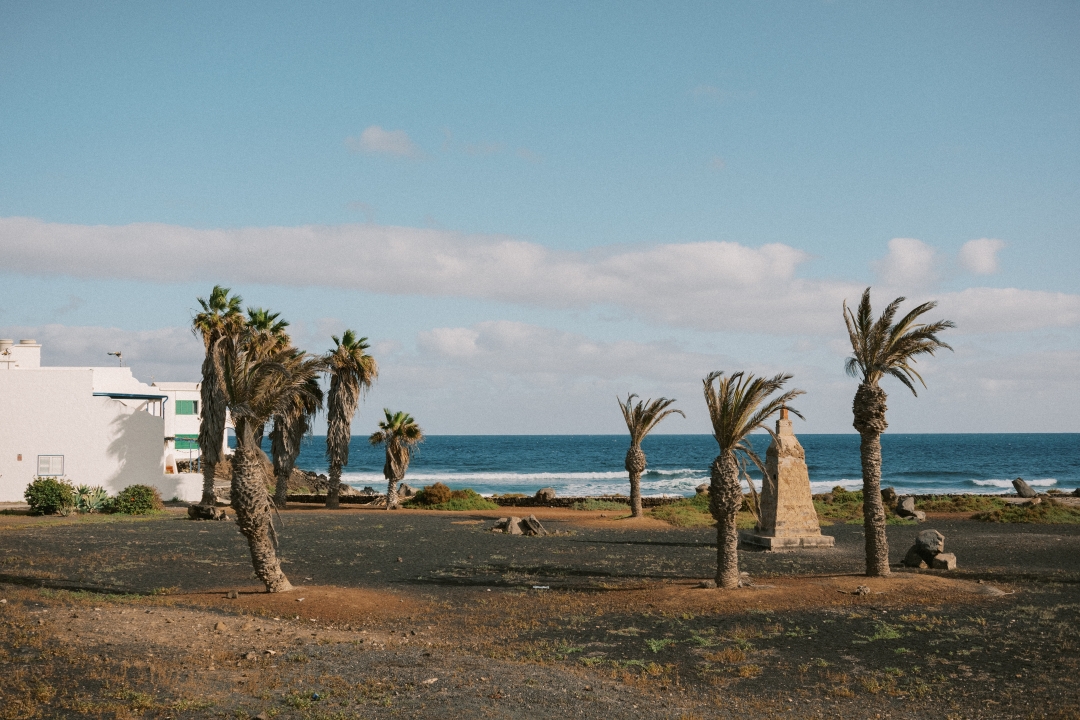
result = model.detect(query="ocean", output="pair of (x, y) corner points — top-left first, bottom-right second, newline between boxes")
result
(255, 433), (1080, 498)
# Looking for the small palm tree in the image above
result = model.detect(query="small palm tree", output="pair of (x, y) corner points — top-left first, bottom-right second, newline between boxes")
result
(324, 331), (378, 509)
(270, 363), (324, 508)
(618, 394), (684, 517)
(216, 328), (323, 592)
(703, 371), (804, 589)
(369, 409), (424, 509)
(192, 285), (245, 507)
(844, 288), (954, 577)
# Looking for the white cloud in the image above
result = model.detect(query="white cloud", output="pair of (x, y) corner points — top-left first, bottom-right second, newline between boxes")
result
(345, 126), (422, 158)
(1, 217), (1076, 337)
(874, 237), (939, 289)
(958, 238), (1005, 275)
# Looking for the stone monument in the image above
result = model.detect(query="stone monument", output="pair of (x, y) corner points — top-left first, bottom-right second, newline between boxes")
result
(739, 407), (834, 549)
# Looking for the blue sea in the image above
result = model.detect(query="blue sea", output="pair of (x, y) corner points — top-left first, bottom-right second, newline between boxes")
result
(259, 434), (1080, 498)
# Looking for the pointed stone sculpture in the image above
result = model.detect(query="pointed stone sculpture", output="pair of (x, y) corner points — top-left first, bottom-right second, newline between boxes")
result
(739, 407), (834, 550)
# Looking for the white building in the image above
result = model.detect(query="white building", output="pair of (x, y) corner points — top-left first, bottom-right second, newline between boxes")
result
(0, 338), (205, 503)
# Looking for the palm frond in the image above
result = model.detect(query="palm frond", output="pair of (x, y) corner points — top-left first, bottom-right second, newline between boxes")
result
(842, 287), (954, 393)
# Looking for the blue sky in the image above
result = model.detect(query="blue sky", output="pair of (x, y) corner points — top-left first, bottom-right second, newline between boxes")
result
(2, 1), (1078, 434)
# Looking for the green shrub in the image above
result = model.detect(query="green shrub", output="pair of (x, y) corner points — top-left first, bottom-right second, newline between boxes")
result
(75, 485), (110, 513)
(24, 477), (76, 516)
(108, 484), (164, 515)
(407, 484), (498, 511)
(649, 493), (757, 529)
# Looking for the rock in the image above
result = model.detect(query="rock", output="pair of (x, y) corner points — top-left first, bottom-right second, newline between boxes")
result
(1023, 497), (1043, 507)
(698, 579), (717, 589)
(854, 585), (871, 596)
(896, 496), (917, 516)
(1073, 488), (1080, 497)
(903, 546), (928, 569)
(696, 483), (710, 495)
(214, 621), (228, 632)
(881, 487), (898, 509)
(226, 590), (238, 600)
(398, 483), (417, 498)
(931, 552), (957, 570)
(244, 651), (258, 660)
(916, 529), (945, 557)
(535, 487), (557, 501)
(1013, 477), (1037, 498)
(359, 486), (378, 496)
(188, 504), (228, 521)
(520, 515), (548, 536)
(911, 509), (926, 522)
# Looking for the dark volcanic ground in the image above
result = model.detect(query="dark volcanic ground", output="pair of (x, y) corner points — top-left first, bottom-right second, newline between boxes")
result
(1, 508), (1078, 718)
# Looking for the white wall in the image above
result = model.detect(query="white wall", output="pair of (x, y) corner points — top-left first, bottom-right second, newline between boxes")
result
(0, 367), (166, 502)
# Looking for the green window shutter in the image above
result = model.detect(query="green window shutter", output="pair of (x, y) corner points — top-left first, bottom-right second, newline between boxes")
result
(175, 435), (199, 450)
(175, 400), (197, 415)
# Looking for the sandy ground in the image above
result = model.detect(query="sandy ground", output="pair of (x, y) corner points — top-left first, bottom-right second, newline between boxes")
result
(1, 506), (1079, 718)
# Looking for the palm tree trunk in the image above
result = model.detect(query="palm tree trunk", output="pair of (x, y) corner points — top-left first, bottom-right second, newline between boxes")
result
(232, 421), (292, 592)
(625, 445), (646, 518)
(709, 452), (741, 589)
(198, 353), (226, 506)
(200, 460), (218, 507)
(853, 383), (890, 577)
(326, 461), (341, 509)
(386, 478), (399, 509)
(273, 470), (290, 509)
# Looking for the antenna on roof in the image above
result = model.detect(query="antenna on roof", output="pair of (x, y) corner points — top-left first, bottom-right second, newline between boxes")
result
(107, 351), (123, 367)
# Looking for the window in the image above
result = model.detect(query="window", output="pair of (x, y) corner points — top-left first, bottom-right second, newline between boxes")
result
(175, 435), (199, 450)
(175, 400), (198, 415)
(37, 455), (64, 476)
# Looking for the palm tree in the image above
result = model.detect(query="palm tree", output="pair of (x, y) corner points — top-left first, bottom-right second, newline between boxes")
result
(192, 286), (244, 507)
(618, 394), (684, 517)
(215, 328), (323, 592)
(703, 371), (804, 589)
(245, 307), (292, 447)
(324, 331), (378, 509)
(369, 409), (424, 509)
(844, 288), (954, 577)
(270, 363), (324, 508)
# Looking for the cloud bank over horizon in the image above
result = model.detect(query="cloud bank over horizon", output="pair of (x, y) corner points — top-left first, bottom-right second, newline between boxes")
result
(2, 216), (1076, 337)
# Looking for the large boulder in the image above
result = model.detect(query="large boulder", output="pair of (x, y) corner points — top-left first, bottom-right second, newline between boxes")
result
(696, 483), (710, 495)
(881, 487), (898, 510)
(492, 515), (547, 536)
(535, 487), (556, 502)
(895, 496), (926, 522)
(398, 483), (417, 498)
(904, 529), (955, 569)
(1013, 477), (1038, 498)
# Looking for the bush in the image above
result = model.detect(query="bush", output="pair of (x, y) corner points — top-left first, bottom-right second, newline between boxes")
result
(108, 484), (164, 515)
(24, 477), (76, 516)
(407, 484), (498, 511)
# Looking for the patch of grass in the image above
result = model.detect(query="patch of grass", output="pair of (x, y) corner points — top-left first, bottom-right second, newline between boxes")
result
(649, 494), (757, 528)
(973, 498), (1080, 524)
(855, 622), (904, 643)
(405, 486), (498, 511)
(645, 638), (675, 653)
(571, 499), (628, 511)
(916, 495), (1007, 513)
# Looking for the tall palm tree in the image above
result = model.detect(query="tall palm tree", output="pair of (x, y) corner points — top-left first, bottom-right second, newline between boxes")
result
(192, 285), (244, 507)
(844, 288), (954, 577)
(618, 394), (684, 517)
(245, 307), (292, 447)
(703, 371), (804, 589)
(324, 331), (378, 509)
(215, 328), (322, 592)
(271, 370), (324, 508)
(369, 409), (424, 509)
